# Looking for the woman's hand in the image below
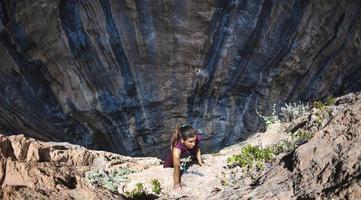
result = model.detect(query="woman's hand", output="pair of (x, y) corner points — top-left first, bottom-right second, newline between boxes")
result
(174, 183), (182, 190)
(195, 146), (204, 166)
(173, 183), (187, 193)
(172, 183), (188, 198)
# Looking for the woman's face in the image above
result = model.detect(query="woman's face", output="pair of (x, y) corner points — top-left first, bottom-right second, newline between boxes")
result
(182, 135), (197, 149)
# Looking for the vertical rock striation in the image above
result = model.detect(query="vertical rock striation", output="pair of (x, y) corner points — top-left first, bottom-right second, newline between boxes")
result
(0, 0), (361, 156)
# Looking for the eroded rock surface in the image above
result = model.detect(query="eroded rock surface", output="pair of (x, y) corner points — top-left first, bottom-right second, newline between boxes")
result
(213, 93), (361, 199)
(0, 134), (160, 200)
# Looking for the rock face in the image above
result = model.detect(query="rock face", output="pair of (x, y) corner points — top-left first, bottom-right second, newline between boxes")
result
(0, 133), (161, 199)
(213, 92), (361, 199)
(1, 0), (361, 156)
(0, 134), (121, 199)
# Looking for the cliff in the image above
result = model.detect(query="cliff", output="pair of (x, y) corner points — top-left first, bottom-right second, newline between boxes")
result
(0, 92), (360, 199)
(1, 0), (361, 156)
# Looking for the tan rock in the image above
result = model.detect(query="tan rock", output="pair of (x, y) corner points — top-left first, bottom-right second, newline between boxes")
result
(0, 134), (127, 199)
(8, 135), (30, 161)
(213, 93), (361, 199)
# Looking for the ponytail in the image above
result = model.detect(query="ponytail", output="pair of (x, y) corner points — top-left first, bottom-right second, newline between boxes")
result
(170, 125), (181, 149)
(170, 124), (197, 149)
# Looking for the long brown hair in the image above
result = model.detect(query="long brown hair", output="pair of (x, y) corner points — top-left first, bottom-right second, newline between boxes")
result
(171, 124), (197, 149)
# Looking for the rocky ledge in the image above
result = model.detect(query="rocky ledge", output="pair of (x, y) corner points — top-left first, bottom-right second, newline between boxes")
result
(0, 133), (160, 199)
(0, 92), (360, 199)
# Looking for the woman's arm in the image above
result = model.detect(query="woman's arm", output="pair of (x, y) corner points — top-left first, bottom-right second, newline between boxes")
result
(172, 148), (182, 187)
(195, 146), (204, 165)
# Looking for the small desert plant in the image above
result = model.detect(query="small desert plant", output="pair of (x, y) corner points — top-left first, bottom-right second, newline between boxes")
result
(312, 95), (335, 111)
(125, 183), (148, 200)
(218, 170), (239, 187)
(256, 104), (280, 126)
(324, 96), (336, 106)
(218, 171), (228, 187)
(279, 101), (310, 122)
(85, 167), (133, 193)
(226, 144), (274, 184)
(272, 140), (294, 155)
(292, 129), (313, 145)
(227, 144), (273, 170)
(314, 112), (324, 126)
(313, 100), (325, 111)
(151, 179), (161, 195)
(271, 129), (313, 156)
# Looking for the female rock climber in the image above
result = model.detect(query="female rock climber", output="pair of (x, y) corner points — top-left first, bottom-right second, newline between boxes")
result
(163, 124), (204, 190)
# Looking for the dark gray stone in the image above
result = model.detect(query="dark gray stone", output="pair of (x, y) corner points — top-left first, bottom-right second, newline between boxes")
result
(0, 0), (360, 157)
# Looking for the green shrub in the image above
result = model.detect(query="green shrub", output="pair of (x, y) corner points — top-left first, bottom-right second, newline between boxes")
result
(279, 101), (310, 122)
(314, 112), (323, 125)
(313, 96), (335, 111)
(125, 183), (148, 200)
(151, 179), (161, 195)
(270, 129), (313, 156)
(292, 129), (313, 142)
(264, 116), (279, 125)
(255, 161), (264, 170)
(324, 96), (336, 106)
(226, 133), (316, 184)
(219, 171), (229, 187)
(227, 144), (273, 170)
(272, 140), (293, 155)
(85, 167), (134, 193)
(313, 100), (325, 111)
(256, 104), (280, 126)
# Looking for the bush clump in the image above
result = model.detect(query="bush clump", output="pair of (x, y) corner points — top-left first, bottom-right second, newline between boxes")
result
(227, 131), (315, 169)
(279, 101), (310, 122)
(292, 129), (312, 141)
(125, 183), (149, 200)
(312, 95), (336, 111)
(227, 144), (273, 170)
(272, 140), (294, 155)
(151, 179), (161, 195)
(85, 167), (134, 193)
(256, 104), (280, 126)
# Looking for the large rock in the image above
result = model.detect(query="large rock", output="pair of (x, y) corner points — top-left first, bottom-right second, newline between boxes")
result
(213, 93), (361, 199)
(0, 133), (161, 199)
(1, 0), (361, 156)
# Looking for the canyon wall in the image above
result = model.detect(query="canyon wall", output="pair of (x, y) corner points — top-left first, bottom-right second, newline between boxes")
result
(0, 0), (361, 156)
